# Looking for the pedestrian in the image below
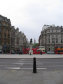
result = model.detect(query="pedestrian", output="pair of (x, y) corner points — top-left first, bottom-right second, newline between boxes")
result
(40, 51), (42, 55)
(30, 52), (31, 55)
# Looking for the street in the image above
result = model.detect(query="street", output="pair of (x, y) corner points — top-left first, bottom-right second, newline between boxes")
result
(0, 58), (63, 71)
(0, 56), (63, 84)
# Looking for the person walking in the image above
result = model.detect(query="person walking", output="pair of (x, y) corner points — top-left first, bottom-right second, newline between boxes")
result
(40, 51), (42, 55)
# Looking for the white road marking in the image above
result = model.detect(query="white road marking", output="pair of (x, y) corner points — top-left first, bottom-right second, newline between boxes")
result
(7, 67), (21, 69)
(21, 68), (47, 70)
(21, 68), (32, 70)
(21, 59), (25, 60)
(13, 63), (24, 65)
(37, 68), (47, 70)
(19, 59), (25, 62)
(7, 67), (47, 70)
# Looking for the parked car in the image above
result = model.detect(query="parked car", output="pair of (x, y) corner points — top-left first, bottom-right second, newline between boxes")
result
(11, 50), (15, 54)
(19, 51), (23, 54)
(47, 51), (54, 54)
(0, 50), (2, 54)
(16, 50), (23, 54)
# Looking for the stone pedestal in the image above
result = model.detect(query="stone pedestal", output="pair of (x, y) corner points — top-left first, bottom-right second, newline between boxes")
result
(29, 44), (33, 55)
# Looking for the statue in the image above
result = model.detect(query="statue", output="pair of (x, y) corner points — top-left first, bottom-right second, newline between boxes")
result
(30, 38), (32, 44)
(29, 38), (33, 55)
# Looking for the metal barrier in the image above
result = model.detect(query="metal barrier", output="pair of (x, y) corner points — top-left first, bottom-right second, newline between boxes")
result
(33, 57), (37, 73)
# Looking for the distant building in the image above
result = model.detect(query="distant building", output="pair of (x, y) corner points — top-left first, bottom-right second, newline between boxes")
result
(14, 28), (29, 51)
(14, 28), (19, 50)
(39, 25), (63, 53)
(11, 26), (15, 50)
(0, 15), (29, 53)
(18, 32), (27, 48)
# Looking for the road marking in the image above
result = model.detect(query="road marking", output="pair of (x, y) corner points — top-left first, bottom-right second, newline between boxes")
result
(21, 68), (47, 70)
(13, 63), (24, 65)
(6, 67), (47, 70)
(21, 68), (32, 70)
(37, 68), (47, 70)
(7, 67), (21, 70)
(13, 62), (33, 65)
(21, 59), (25, 60)
(19, 59), (25, 62)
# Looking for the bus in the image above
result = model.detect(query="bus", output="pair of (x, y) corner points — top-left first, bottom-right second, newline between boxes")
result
(37, 46), (45, 54)
(55, 48), (63, 54)
(23, 46), (46, 54)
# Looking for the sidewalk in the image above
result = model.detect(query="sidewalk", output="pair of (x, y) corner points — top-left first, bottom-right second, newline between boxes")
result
(0, 70), (63, 84)
(0, 54), (63, 58)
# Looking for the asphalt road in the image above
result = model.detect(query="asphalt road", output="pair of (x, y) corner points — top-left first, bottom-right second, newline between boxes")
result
(0, 58), (63, 71)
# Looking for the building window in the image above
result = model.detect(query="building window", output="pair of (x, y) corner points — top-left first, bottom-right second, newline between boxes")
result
(61, 40), (63, 43)
(0, 34), (1, 38)
(17, 38), (19, 44)
(57, 29), (60, 32)
(0, 39), (1, 45)
(0, 23), (1, 26)
(8, 34), (10, 38)
(52, 35), (54, 38)
(48, 39), (50, 43)
(0, 28), (1, 32)
(4, 33), (6, 38)
(52, 29), (53, 32)
(48, 48), (50, 51)
(61, 29), (63, 32)
(56, 38), (58, 43)
(49, 29), (50, 32)
(61, 46), (63, 48)
(55, 46), (58, 48)
(52, 38), (55, 43)
(47, 29), (50, 33)
(4, 40), (6, 45)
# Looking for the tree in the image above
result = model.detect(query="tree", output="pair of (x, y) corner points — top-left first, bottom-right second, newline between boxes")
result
(32, 43), (39, 48)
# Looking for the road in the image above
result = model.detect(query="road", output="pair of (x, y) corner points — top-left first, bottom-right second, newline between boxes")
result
(0, 58), (63, 71)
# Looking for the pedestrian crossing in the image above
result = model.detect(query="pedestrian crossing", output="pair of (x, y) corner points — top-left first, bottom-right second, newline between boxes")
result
(0, 58), (63, 70)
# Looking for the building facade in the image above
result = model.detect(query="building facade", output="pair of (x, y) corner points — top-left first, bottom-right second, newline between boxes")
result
(0, 15), (11, 53)
(0, 15), (29, 53)
(11, 26), (15, 50)
(39, 25), (63, 53)
(14, 28), (28, 51)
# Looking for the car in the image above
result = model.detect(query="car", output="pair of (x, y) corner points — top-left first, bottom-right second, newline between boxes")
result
(47, 51), (54, 54)
(11, 50), (15, 54)
(16, 50), (23, 54)
(0, 50), (2, 54)
(19, 51), (23, 54)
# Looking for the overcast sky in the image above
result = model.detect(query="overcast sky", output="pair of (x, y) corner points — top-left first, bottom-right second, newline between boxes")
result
(0, 0), (63, 42)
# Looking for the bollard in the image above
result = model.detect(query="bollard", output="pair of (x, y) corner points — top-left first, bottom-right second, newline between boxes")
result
(33, 57), (37, 73)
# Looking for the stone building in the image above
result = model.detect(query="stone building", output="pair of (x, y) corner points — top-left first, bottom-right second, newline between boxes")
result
(14, 28), (20, 50)
(18, 32), (27, 48)
(10, 26), (15, 50)
(0, 15), (29, 53)
(14, 28), (28, 51)
(39, 25), (63, 53)
(0, 15), (11, 53)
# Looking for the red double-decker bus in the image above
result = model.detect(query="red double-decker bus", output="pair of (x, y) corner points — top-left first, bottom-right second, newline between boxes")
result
(55, 48), (63, 54)
(23, 47), (45, 54)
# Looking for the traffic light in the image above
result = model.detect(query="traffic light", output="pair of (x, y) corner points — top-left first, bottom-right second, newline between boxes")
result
(30, 38), (32, 44)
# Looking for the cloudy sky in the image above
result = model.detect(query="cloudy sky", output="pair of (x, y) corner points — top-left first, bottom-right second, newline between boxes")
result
(0, 0), (63, 42)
